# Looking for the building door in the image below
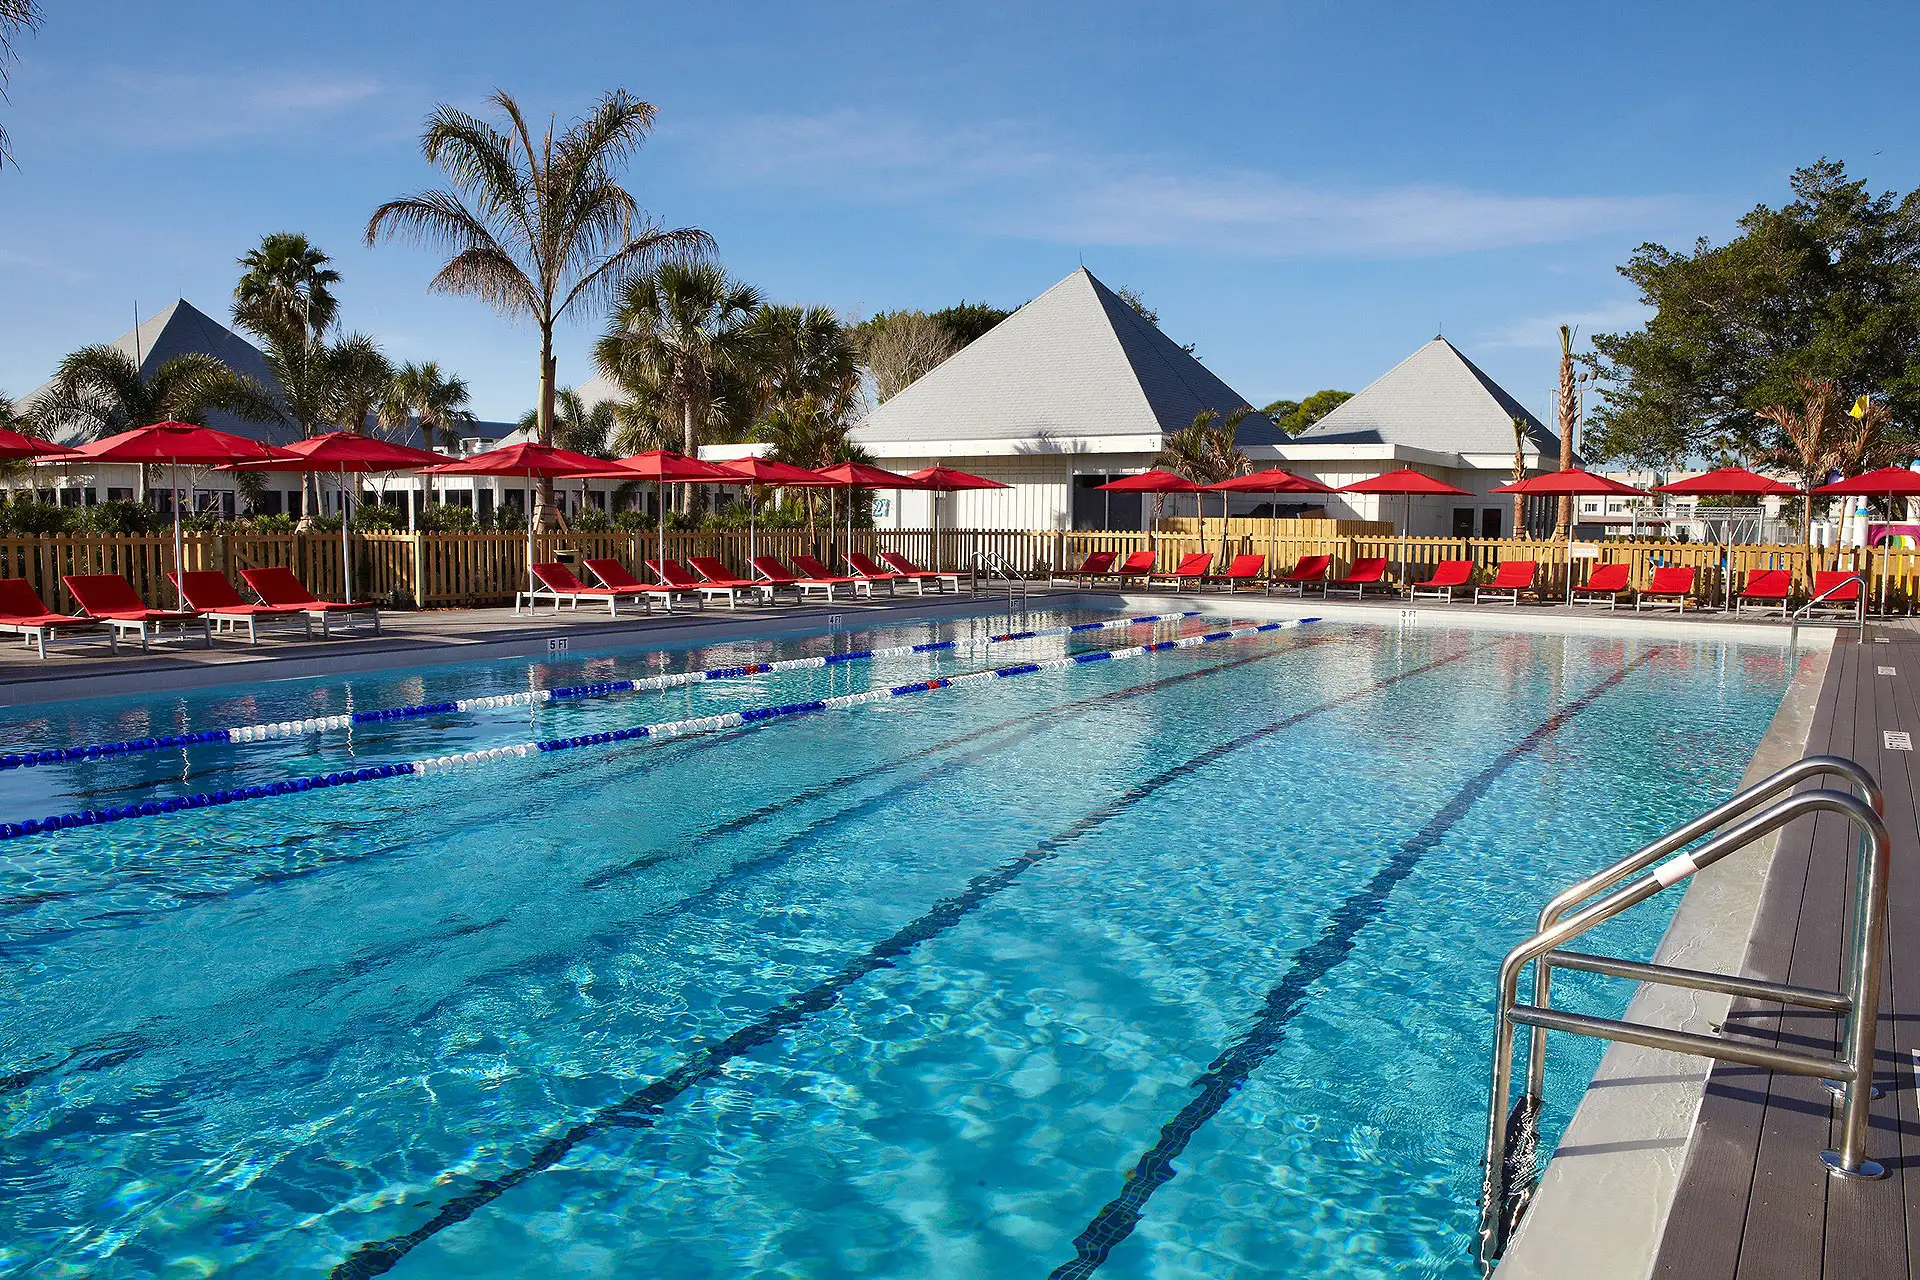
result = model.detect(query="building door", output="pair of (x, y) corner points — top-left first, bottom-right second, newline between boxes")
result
(1072, 474), (1144, 530)
(1481, 508), (1502, 538)
(1452, 508), (1476, 536)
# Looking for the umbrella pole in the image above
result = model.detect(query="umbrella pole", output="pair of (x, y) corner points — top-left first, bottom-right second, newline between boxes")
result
(657, 479), (666, 581)
(1879, 490), (1892, 616)
(172, 459), (185, 607)
(525, 468), (536, 608)
(340, 464), (353, 605)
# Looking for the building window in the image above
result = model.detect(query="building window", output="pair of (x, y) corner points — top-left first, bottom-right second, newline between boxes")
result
(1453, 508), (1475, 536)
(107, 487), (133, 502)
(1481, 508), (1502, 538)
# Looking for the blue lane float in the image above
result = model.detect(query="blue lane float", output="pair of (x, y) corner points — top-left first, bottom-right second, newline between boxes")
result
(0, 612), (1203, 770)
(0, 619), (1317, 841)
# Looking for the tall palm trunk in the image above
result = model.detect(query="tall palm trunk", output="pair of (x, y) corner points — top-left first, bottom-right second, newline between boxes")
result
(681, 398), (696, 515)
(534, 332), (558, 529)
(1511, 416), (1527, 537)
(1552, 325), (1576, 537)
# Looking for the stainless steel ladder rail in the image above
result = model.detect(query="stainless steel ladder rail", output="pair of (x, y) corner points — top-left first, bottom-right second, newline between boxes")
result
(1477, 757), (1890, 1272)
(1791, 572), (1866, 626)
(972, 550), (1028, 612)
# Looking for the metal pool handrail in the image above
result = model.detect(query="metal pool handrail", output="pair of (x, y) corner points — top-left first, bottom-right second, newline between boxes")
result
(1476, 759), (1890, 1272)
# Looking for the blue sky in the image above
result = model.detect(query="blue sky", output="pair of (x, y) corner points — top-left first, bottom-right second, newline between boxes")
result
(2, 1), (1915, 424)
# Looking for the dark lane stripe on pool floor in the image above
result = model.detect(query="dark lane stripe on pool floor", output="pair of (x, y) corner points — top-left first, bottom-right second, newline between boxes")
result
(326, 637), (1488, 1279)
(1046, 647), (1661, 1280)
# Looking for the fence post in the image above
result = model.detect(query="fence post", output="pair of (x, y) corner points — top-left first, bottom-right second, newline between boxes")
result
(410, 532), (427, 609)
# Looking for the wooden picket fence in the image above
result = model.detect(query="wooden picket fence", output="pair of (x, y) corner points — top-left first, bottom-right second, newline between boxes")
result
(2, 528), (1915, 613)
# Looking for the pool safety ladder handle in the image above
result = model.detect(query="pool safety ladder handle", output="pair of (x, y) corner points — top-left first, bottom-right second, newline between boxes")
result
(1476, 755), (1890, 1273)
(1791, 572), (1867, 627)
(972, 549), (1029, 612)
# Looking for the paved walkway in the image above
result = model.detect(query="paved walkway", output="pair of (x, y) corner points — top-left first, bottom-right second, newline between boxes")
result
(1650, 625), (1919, 1278)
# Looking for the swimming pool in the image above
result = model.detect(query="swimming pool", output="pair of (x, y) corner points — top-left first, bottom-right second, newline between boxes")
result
(0, 607), (1812, 1278)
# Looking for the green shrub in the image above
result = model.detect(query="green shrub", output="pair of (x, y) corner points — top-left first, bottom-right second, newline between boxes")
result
(572, 505), (611, 532)
(420, 502), (476, 532)
(0, 500), (69, 534)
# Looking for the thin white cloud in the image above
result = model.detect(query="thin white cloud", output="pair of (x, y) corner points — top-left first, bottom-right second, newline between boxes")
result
(28, 66), (393, 148)
(683, 110), (1677, 259)
(1477, 301), (1652, 348)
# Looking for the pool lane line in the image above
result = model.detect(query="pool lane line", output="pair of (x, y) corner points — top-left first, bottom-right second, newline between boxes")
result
(0, 621), (1312, 842)
(0, 643), (1337, 1110)
(323, 635), (1484, 1280)
(0, 612), (1203, 771)
(1046, 647), (1663, 1280)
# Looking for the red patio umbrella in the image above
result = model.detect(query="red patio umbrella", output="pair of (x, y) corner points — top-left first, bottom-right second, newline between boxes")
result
(425, 442), (614, 604)
(1655, 467), (1800, 610)
(1097, 470), (1204, 558)
(225, 432), (448, 603)
(600, 450), (742, 571)
(715, 457), (837, 563)
(810, 462), (929, 567)
(905, 465), (1010, 570)
(59, 422), (298, 606)
(1813, 467), (1920, 613)
(1336, 469), (1473, 590)
(0, 427), (81, 461)
(1493, 469), (1651, 606)
(1202, 468), (1336, 575)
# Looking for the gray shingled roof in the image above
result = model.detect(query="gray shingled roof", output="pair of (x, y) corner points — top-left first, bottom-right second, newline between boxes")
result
(1293, 336), (1563, 457)
(27, 299), (300, 447)
(850, 268), (1280, 446)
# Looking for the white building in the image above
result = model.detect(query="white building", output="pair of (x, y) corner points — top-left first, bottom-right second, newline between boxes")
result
(852, 269), (1564, 535)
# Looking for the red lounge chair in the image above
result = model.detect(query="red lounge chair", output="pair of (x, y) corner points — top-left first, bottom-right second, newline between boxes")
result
(62, 573), (211, 649)
(1572, 563), (1633, 611)
(1805, 570), (1864, 623)
(519, 561), (660, 617)
(877, 551), (962, 593)
(240, 566), (382, 634)
(1475, 560), (1537, 606)
(1410, 560), (1473, 602)
(1051, 551), (1117, 588)
(845, 552), (908, 596)
(1324, 556), (1391, 599)
(751, 555), (844, 602)
(1269, 554), (1331, 596)
(686, 556), (782, 604)
(1635, 565), (1696, 612)
(171, 570), (313, 642)
(1737, 569), (1792, 618)
(791, 554), (873, 599)
(1148, 552), (1215, 592)
(1204, 554), (1267, 592)
(0, 577), (114, 658)
(645, 558), (756, 609)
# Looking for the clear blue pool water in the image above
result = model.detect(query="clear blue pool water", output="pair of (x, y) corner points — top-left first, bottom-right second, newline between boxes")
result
(0, 608), (1811, 1278)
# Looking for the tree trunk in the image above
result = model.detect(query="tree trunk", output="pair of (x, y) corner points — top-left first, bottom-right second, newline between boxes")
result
(680, 399), (696, 516)
(1553, 326), (1576, 538)
(533, 333), (558, 531)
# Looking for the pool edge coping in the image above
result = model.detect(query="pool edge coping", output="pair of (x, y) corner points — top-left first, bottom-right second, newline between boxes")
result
(1489, 636), (1833, 1280)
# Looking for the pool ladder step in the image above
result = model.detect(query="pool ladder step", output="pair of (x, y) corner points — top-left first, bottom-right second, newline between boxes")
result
(1476, 754), (1890, 1274)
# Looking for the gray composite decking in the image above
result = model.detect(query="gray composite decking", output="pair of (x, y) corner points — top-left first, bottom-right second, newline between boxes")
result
(1651, 628), (1917, 1279)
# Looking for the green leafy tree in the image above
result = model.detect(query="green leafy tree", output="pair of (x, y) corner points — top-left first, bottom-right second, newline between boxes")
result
(756, 393), (873, 540)
(1260, 389), (1352, 434)
(1586, 160), (1920, 468)
(366, 88), (711, 529)
(380, 360), (473, 455)
(931, 301), (1014, 347)
(323, 334), (391, 434)
(0, 0), (42, 169)
(592, 261), (762, 511)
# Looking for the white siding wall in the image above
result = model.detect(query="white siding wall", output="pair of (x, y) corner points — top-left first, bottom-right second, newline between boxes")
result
(877, 454), (1098, 530)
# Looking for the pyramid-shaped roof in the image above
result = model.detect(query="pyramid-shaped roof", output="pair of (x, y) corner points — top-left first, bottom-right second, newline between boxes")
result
(1292, 336), (1562, 458)
(850, 268), (1280, 448)
(29, 299), (299, 446)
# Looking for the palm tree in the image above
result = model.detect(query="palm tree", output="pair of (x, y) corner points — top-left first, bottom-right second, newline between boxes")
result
(593, 261), (763, 512)
(233, 233), (340, 347)
(365, 88), (711, 529)
(1755, 376), (1844, 543)
(758, 393), (869, 542)
(1552, 325), (1577, 537)
(1510, 416), (1529, 537)
(380, 361), (473, 455)
(1153, 408), (1250, 564)
(756, 304), (861, 417)
(324, 334), (391, 434)
(519, 387), (615, 457)
(0, 0), (43, 170)
(1831, 397), (1915, 487)
(30, 345), (280, 502)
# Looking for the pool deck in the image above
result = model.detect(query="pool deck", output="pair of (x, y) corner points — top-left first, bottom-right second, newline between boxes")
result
(1645, 623), (1920, 1280)
(0, 584), (1859, 706)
